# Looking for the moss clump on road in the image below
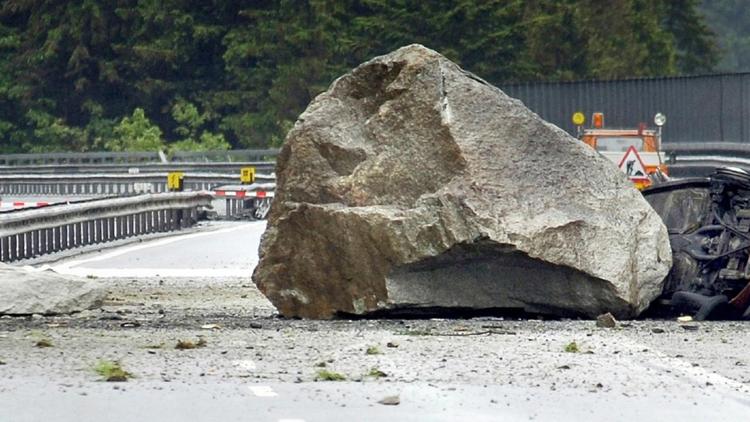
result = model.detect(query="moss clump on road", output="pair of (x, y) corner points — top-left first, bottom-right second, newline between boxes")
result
(564, 341), (580, 353)
(175, 338), (207, 350)
(315, 369), (346, 381)
(94, 360), (131, 382)
(366, 367), (387, 379)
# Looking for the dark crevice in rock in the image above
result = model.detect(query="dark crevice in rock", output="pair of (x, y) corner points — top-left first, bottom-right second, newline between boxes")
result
(337, 306), (557, 320)
(318, 143), (367, 176)
(383, 240), (628, 318)
(339, 61), (406, 115)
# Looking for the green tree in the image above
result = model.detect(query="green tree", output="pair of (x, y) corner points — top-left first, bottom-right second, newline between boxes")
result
(700, 0), (750, 72)
(169, 99), (230, 151)
(107, 108), (164, 151)
(661, 0), (719, 74)
(0, 0), (722, 152)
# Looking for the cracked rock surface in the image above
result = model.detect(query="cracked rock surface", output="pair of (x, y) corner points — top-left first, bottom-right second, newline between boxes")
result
(253, 44), (671, 319)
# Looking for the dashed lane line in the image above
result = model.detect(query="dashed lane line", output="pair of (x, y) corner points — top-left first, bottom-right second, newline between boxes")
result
(248, 386), (278, 397)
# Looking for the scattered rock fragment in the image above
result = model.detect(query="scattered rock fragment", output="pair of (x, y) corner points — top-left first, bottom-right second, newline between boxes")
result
(386, 341), (399, 348)
(201, 324), (222, 330)
(0, 264), (105, 315)
(175, 338), (207, 350)
(681, 324), (699, 331)
(595, 313), (617, 328)
(651, 328), (665, 334)
(378, 395), (400, 406)
(35, 339), (53, 348)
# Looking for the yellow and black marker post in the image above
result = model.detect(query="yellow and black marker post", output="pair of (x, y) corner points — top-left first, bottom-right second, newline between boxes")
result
(167, 171), (184, 192)
(240, 167), (256, 185)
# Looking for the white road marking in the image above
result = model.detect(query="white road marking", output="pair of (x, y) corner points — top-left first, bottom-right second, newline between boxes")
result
(278, 419), (306, 422)
(248, 386), (278, 397)
(51, 268), (254, 278)
(53, 223), (256, 269)
(233, 360), (257, 371)
(31, 222), (266, 277)
(625, 337), (750, 398)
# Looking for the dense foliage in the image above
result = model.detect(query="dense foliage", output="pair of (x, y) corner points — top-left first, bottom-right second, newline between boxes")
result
(700, 0), (750, 72)
(0, 0), (719, 153)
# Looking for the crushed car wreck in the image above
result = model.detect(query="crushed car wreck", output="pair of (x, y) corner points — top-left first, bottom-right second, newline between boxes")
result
(644, 167), (750, 320)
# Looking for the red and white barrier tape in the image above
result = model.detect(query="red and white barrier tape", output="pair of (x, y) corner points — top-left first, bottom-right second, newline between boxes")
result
(212, 190), (274, 198)
(0, 201), (49, 210)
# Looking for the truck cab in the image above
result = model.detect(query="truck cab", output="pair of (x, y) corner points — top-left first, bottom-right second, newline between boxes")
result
(574, 112), (668, 190)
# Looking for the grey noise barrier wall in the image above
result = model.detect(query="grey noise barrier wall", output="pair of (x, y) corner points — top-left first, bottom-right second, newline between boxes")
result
(501, 72), (750, 145)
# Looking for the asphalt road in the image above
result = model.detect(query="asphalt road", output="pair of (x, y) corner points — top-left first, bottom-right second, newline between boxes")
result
(2, 221), (750, 421)
(47, 221), (265, 278)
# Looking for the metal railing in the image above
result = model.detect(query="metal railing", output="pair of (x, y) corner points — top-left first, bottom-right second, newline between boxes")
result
(0, 149), (280, 166)
(0, 151), (161, 165)
(0, 161), (276, 175)
(663, 142), (750, 178)
(171, 149), (279, 162)
(0, 172), (275, 196)
(0, 192), (212, 262)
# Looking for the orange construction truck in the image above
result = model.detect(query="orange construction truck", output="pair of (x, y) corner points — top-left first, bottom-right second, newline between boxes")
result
(573, 112), (668, 190)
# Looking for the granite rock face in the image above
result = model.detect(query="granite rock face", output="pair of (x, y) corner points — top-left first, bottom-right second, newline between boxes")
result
(0, 264), (105, 315)
(253, 44), (672, 319)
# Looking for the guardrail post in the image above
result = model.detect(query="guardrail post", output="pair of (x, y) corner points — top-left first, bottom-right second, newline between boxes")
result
(172, 209), (178, 228)
(52, 226), (60, 252)
(38, 229), (46, 255)
(81, 221), (89, 245)
(143, 212), (151, 233)
(22, 232), (31, 259)
(127, 215), (133, 236)
(42, 228), (51, 254)
(58, 226), (66, 250)
(74, 222), (81, 248)
(114, 216), (121, 239)
(1, 237), (9, 261)
(105, 217), (113, 240)
(31, 230), (39, 257)
(120, 216), (128, 238)
(133, 212), (140, 235)
(93, 219), (101, 243)
(9, 235), (17, 261)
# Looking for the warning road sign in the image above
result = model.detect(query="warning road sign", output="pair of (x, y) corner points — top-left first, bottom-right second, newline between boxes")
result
(617, 146), (649, 181)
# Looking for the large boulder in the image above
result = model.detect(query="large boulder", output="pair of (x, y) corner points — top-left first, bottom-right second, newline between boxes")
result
(0, 264), (105, 315)
(253, 44), (672, 319)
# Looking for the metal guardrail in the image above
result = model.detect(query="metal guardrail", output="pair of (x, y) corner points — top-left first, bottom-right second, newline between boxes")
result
(663, 142), (750, 178)
(0, 151), (161, 165)
(0, 192), (212, 262)
(0, 149), (280, 166)
(0, 172), (275, 196)
(171, 149), (279, 162)
(663, 142), (750, 158)
(0, 161), (276, 175)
